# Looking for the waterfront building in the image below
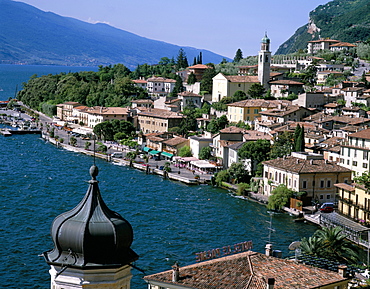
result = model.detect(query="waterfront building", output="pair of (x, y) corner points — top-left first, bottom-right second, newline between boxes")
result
(86, 106), (130, 128)
(137, 108), (184, 133)
(335, 182), (370, 223)
(56, 101), (82, 121)
(144, 249), (349, 289)
(262, 152), (352, 206)
(340, 128), (370, 177)
(43, 165), (138, 288)
(189, 135), (212, 159)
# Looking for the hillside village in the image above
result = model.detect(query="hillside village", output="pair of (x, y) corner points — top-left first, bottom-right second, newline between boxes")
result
(32, 35), (370, 232)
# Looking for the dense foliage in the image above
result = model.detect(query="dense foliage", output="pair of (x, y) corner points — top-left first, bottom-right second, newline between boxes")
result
(267, 184), (294, 210)
(276, 0), (370, 54)
(18, 64), (149, 114)
(300, 226), (360, 265)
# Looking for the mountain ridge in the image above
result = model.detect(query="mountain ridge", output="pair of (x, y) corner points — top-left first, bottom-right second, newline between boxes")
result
(276, 0), (370, 54)
(0, 0), (229, 68)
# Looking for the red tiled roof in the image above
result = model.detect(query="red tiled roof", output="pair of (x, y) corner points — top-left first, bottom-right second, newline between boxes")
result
(138, 108), (185, 119)
(263, 156), (351, 174)
(144, 251), (348, 289)
(348, 128), (370, 139)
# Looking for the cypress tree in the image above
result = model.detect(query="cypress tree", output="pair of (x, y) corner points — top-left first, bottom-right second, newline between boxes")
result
(300, 125), (305, 151)
(233, 48), (243, 63)
(193, 57), (197, 66)
(199, 52), (202, 64)
(294, 124), (301, 152)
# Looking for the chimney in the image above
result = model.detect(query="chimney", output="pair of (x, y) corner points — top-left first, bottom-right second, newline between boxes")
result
(265, 244), (273, 257)
(267, 278), (275, 289)
(172, 262), (180, 282)
(338, 265), (347, 277)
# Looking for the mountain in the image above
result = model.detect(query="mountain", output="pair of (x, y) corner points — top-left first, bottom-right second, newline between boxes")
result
(276, 0), (370, 55)
(0, 0), (229, 68)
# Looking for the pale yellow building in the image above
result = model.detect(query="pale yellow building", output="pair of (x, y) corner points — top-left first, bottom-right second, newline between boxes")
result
(335, 182), (370, 222)
(226, 99), (286, 124)
(138, 108), (184, 133)
(262, 152), (352, 206)
(212, 73), (259, 102)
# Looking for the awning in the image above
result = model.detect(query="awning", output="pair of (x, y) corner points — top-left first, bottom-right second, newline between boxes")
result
(161, 151), (173, 158)
(143, 147), (151, 152)
(149, 150), (160, 155)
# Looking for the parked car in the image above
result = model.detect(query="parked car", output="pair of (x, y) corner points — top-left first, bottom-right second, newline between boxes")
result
(319, 203), (334, 213)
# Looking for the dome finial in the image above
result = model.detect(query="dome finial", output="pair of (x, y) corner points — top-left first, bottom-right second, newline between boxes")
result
(89, 165), (99, 180)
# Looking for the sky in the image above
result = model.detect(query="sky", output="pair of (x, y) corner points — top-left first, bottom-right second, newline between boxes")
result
(17, 0), (330, 59)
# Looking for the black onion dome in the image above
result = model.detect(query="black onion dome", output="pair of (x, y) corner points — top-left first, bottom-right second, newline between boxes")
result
(43, 165), (138, 268)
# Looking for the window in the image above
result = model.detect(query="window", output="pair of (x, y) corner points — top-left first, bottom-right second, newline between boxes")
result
(353, 161), (357, 166)
(363, 163), (368, 169)
(327, 180), (331, 188)
(326, 194), (331, 200)
(364, 151), (368, 160)
(254, 109), (259, 114)
(348, 148), (350, 157)
(302, 180), (307, 189)
(320, 180), (324, 188)
(320, 194), (324, 199)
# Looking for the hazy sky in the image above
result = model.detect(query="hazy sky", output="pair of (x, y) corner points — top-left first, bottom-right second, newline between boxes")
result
(18, 0), (329, 58)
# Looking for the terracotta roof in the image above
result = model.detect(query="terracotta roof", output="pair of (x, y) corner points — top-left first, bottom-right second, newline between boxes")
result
(220, 126), (246, 133)
(341, 87), (363, 92)
(348, 128), (370, 139)
(138, 108), (185, 119)
(178, 91), (202, 97)
(320, 137), (344, 146)
(330, 42), (357, 48)
(144, 251), (348, 289)
(87, 106), (129, 115)
(243, 130), (272, 141)
(147, 136), (165, 142)
(259, 105), (302, 117)
(269, 80), (304, 85)
(334, 183), (355, 192)
(324, 102), (341, 108)
(187, 64), (211, 69)
(331, 116), (370, 125)
(132, 79), (147, 84)
(147, 76), (176, 83)
(227, 99), (280, 109)
(224, 75), (259, 83)
(263, 156), (351, 174)
(308, 39), (340, 43)
(163, 137), (188, 146)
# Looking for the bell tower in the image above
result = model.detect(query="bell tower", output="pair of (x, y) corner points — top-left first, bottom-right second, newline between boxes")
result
(43, 165), (138, 289)
(258, 32), (271, 90)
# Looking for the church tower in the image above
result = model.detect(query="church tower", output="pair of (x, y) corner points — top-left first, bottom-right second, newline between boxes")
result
(258, 32), (271, 90)
(43, 165), (138, 289)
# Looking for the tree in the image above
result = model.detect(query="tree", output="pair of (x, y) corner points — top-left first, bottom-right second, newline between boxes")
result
(300, 226), (360, 265)
(179, 145), (192, 157)
(238, 139), (271, 176)
(206, 115), (229, 134)
(215, 170), (230, 186)
(294, 124), (305, 152)
(176, 48), (189, 70)
(270, 131), (294, 159)
(248, 83), (265, 99)
(200, 67), (216, 94)
(228, 162), (250, 184)
(233, 48), (243, 63)
(354, 171), (370, 192)
(69, 136), (77, 146)
(84, 141), (91, 150)
(187, 72), (197, 85)
(199, 146), (212, 160)
(267, 184), (294, 210)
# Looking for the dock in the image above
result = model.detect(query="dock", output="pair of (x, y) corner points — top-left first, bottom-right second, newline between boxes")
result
(0, 129), (42, 136)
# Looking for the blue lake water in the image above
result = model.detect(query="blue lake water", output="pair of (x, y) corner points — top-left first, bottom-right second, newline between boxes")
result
(0, 65), (318, 288)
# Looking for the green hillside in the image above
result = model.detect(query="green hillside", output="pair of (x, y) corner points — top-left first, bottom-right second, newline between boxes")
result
(0, 0), (228, 68)
(276, 0), (370, 54)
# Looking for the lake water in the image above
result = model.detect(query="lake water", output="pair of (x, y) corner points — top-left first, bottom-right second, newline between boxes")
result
(0, 65), (318, 288)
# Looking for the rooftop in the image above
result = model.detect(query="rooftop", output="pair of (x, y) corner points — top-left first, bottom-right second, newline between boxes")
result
(144, 251), (348, 289)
